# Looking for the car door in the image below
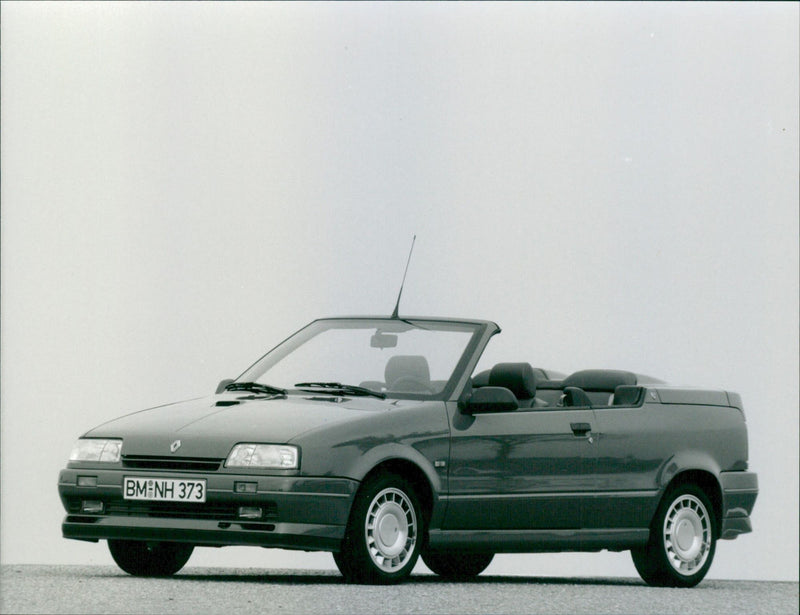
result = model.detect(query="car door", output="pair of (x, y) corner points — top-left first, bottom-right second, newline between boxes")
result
(443, 402), (597, 530)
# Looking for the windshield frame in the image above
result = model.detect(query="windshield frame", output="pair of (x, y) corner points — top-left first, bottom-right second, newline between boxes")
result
(233, 317), (494, 401)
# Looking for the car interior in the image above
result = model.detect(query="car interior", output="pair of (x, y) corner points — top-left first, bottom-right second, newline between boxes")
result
(471, 363), (645, 410)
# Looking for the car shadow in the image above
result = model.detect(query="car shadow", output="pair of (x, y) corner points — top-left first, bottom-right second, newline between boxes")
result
(114, 570), (646, 587)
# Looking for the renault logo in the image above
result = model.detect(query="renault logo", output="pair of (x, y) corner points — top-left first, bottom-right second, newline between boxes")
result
(170, 439), (181, 453)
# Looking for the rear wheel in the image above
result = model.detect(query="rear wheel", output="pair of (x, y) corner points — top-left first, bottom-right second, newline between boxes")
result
(632, 484), (716, 587)
(422, 551), (494, 580)
(108, 539), (194, 577)
(334, 472), (423, 584)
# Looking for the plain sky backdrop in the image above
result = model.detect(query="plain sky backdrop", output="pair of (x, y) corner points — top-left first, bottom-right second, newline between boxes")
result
(2, 2), (797, 582)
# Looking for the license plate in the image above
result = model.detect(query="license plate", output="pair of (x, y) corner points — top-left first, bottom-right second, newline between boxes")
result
(123, 477), (206, 503)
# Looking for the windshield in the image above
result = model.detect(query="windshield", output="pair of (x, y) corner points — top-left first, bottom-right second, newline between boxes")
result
(235, 318), (483, 399)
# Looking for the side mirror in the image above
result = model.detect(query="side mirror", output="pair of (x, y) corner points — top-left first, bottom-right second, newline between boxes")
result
(216, 378), (234, 394)
(462, 386), (519, 414)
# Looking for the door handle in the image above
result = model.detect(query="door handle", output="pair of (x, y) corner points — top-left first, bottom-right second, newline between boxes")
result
(570, 422), (592, 436)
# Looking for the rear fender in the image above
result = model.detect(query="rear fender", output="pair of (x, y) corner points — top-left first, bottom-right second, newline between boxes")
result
(657, 451), (721, 490)
(656, 453), (724, 537)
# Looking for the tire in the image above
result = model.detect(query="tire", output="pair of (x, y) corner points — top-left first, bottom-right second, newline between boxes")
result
(631, 484), (717, 587)
(108, 539), (194, 577)
(422, 551), (494, 580)
(334, 472), (423, 584)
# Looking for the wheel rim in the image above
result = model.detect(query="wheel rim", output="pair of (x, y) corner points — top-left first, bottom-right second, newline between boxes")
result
(364, 487), (417, 573)
(663, 494), (711, 575)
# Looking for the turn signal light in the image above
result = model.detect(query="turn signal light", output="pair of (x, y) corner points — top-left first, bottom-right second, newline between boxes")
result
(234, 481), (257, 493)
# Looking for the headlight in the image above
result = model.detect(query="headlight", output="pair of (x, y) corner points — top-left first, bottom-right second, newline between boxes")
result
(225, 444), (299, 469)
(69, 438), (122, 463)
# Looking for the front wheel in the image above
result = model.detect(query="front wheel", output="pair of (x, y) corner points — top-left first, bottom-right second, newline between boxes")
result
(108, 539), (194, 577)
(334, 472), (423, 584)
(422, 551), (494, 580)
(632, 484), (716, 587)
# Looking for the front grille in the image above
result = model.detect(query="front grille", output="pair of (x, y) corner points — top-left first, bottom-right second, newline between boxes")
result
(66, 498), (278, 521)
(122, 455), (222, 472)
(106, 501), (239, 520)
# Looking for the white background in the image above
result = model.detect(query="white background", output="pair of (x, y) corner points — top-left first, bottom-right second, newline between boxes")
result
(2, 2), (797, 581)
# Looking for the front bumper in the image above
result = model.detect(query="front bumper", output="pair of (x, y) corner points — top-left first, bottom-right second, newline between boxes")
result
(58, 468), (358, 552)
(719, 470), (758, 540)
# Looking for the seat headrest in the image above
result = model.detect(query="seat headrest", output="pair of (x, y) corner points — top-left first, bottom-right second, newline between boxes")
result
(612, 385), (643, 406)
(537, 379), (564, 390)
(488, 363), (537, 399)
(563, 369), (637, 392)
(385, 355), (431, 387)
(471, 369), (491, 388)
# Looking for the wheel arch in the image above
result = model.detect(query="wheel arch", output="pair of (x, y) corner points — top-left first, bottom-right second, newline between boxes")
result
(661, 469), (724, 540)
(334, 455), (434, 583)
(352, 454), (438, 533)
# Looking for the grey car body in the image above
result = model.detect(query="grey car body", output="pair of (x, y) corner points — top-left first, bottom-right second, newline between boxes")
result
(59, 316), (757, 586)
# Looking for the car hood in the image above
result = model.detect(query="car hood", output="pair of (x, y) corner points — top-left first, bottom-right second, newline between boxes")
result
(85, 393), (394, 460)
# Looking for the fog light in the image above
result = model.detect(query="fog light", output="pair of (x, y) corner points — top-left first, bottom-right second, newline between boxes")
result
(234, 481), (257, 494)
(81, 500), (104, 514)
(77, 476), (97, 487)
(238, 506), (262, 520)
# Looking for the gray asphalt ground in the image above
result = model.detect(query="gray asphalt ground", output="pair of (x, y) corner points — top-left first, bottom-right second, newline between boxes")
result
(1, 565), (797, 615)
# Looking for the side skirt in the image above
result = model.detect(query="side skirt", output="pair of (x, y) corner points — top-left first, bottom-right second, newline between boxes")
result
(427, 528), (649, 553)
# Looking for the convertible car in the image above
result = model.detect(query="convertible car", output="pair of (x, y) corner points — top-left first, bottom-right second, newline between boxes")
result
(59, 316), (758, 586)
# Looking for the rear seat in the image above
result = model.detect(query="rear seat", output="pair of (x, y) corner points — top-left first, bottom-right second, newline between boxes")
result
(471, 366), (644, 409)
(535, 379), (565, 407)
(612, 384), (644, 406)
(562, 369), (638, 407)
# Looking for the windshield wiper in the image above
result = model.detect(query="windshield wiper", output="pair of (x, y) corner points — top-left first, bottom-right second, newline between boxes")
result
(294, 382), (387, 399)
(224, 382), (287, 396)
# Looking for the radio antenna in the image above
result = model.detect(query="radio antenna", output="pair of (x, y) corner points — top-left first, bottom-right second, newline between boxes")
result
(391, 235), (416, 319)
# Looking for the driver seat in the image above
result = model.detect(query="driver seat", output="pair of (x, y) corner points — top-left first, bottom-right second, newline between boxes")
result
(385, 355), (431, 392)
(488, 362), (538, 408)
